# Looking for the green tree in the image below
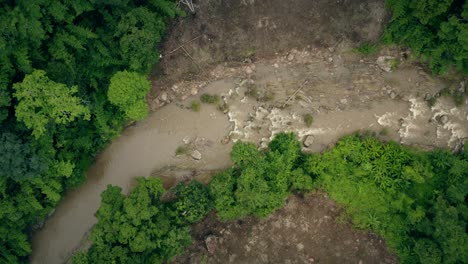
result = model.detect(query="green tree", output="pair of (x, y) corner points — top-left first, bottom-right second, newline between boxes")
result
(81, 178), (192, 263)
(0, 133), (47, 181)
(13, 70), (90, 138)
(107, 71), (151, 121)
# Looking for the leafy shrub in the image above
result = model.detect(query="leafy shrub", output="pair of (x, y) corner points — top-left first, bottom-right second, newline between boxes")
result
(355, 42), (380, 55)
(303, 114), (314, 127)
(191, 100), (201, 112)
(171, 181), (212, 224)
(200, 94), (221, 104)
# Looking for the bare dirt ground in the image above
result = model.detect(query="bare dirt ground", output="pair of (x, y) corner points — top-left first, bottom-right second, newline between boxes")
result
(174, 193), (397, 264)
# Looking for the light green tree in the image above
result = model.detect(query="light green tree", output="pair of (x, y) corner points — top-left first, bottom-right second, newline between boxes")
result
(13, 70), (90, 138)
(107, 71), (151, 121)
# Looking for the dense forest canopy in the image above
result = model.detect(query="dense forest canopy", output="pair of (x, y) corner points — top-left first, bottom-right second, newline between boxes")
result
(0, 1), (179, 262)
(384, 0), (468, 73)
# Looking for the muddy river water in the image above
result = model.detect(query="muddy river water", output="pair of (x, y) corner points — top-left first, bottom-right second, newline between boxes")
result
(30, 59), (468, 263)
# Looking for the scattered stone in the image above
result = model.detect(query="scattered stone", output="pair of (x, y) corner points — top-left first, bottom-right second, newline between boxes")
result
(171, 85), (179, 92)
(376, 56), (396, 72)
(191, 150), (202, 160)
(287, 53), (295, 61)
(191, 87), (198, 95)
(439, 115), (449, 125)
(303, 135), (315, 147)
(328, 47), (335, 53)
(245, 66), (253, 74)
(205, 235), (218, 254)
(358, 260), (363, 264)
(159, 92), (168, 102)
(389, 91), (397, 99)
(359, 59), (364, 63)
(181, 95), (188, 101)
(273, 63), (279, 68)
(340, 98), (348, 104)
(328, 57), (333, 62)
(309, 257), (315, 263)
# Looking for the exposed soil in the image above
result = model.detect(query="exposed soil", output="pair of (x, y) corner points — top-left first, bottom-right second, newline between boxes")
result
(174, 193), (397, 264)
(31, 1), (467, 263)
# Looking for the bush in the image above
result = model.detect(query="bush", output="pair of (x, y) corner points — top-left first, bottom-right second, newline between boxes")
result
(303, 114), (314, 127)
(191, 100), (201, 112)
(200, 94), (221, 104)
(171, 181), (212, 224)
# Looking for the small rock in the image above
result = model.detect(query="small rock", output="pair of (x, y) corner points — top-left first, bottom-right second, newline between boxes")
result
(424, 93), (431, 100)
(171, 85), (179, 92)
(273, 63), (279, 68)
(245, 66), (253, 74)
(287, 53), (295, 61)
(181, 95), (188, 100)
(358, 260), (363, 264)
(459, 81), (466, 93)
(340, 98), (348, 104)
(376, 56), (396, 72)
(303, 135), (315, 147)
(328, 47), (335, 53)
(389, 91), (397, 99)
(221, 136), (230, 145)
(205, 235), (218, 254)
(191, 87), (198, 95)
(359, 59), (364, 63)
(328, 57), (333, 62)
(182, 137), (191, 145)
(159, 92), (168, 102)
(191, 150), (202, 160)
(439, 115), (449, 125)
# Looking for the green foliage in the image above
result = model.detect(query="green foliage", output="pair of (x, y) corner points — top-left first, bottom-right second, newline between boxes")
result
(0, 0), (178, 261)
(309, 134), (468, 263)
(191, 100), (201, 112)
(384, 0), (468, 73)
(75, 133), (467, 264)
(200, 93), (221, 104)
(13, 70), (90, 138)
(108, 71), (151, 121)
(0, 133), (47, 181)
(303, 113), (314, 127)
(355, 42), (380, 55)
(171, 181), (212, 224)
(77, 178), (192, 263)
(209, 132), (306, 220)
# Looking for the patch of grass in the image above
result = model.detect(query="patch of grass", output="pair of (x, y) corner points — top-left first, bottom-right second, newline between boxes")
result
(303, 114), (314, 127)
(175, 145), (191, 156)
(200, 93), (221, 104)
(389, 58), (400, 70)
(355, 42), (379, 55)
(191, 100), (201, 112)
(426, 96), (437, 107)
